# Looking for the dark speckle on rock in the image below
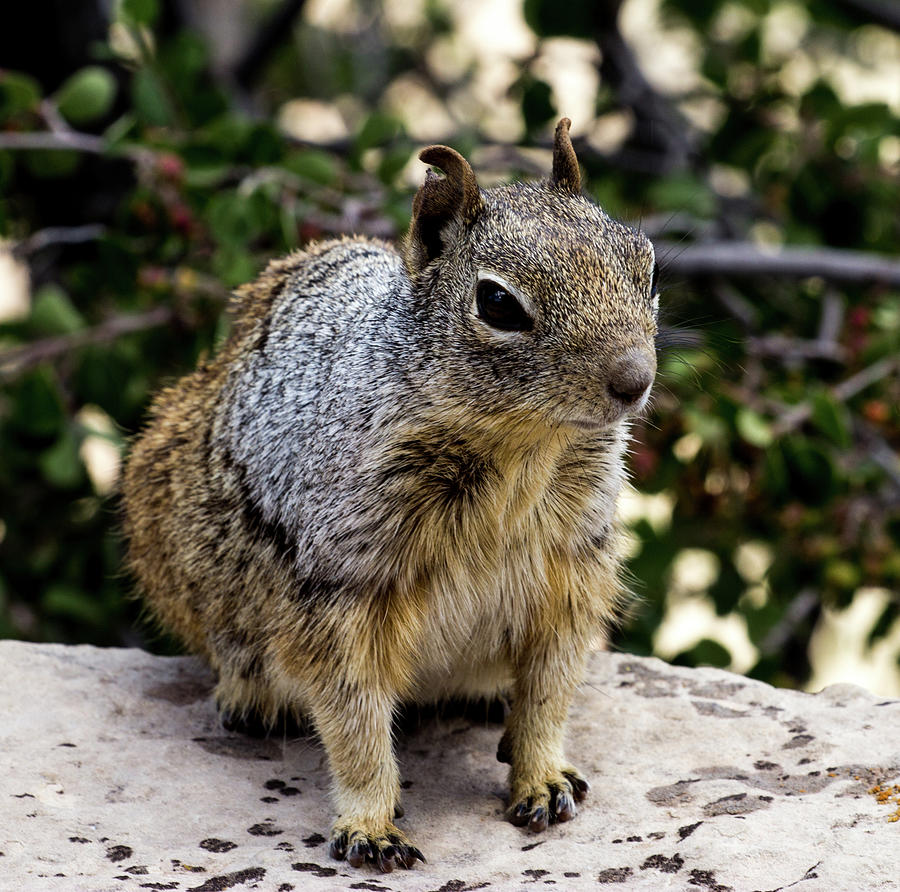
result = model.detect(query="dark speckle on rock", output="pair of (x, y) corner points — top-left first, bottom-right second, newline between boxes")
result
(426, 881), (490, 892)
(57, 742), (77, 747)
(347, 882), (387, 890)
(126, 865), (149, 875)
(275, 842), (294, 852)
(187, 868), (266, 891)
(106, 845), (134, 863)
(692, 701), (748, 718)
(678, 822), (703, 840)
(523, 869), (549, 879)
(279, 786), (301, 796)
(278, 885), (294, 892)
(597, 866), (633, 883)
(563, 873), (580, 878)
(647, 831), (665, 840)
(247, 823), (282, 837)
(302, 833), (326, 847)
(646, 777), (701, 805)
(260, 796), (279, 803)
(139, 884), (178, 890)
(521, 840), (544, 851)
(782, 734), (815, 750)
(753, 761), (779, 771)
(688, 868), (733, 891)
(703, 793), (772, 817)
(291, 862), (338, 878)
(641, 853), (684, 874)
(69, 836), (91, 844)
(265, 779), (285, 789)
(626, 835), (642, 842)
(199, 839), (237, 853)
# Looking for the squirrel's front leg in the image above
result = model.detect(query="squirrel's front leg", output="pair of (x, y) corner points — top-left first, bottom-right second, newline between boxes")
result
(310, 681), (425, 871)
(498, 630), (590, 832)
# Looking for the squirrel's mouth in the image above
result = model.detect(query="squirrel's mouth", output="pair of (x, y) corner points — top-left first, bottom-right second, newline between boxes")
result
(565, 416), (613, 432)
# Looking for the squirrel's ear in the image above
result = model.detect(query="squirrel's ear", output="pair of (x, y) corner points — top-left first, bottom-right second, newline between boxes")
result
(406, 145), (483, 272)
(550, 117), (581, 195)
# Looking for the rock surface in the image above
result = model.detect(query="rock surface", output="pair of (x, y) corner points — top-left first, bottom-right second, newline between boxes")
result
(1, 641), (899, 891)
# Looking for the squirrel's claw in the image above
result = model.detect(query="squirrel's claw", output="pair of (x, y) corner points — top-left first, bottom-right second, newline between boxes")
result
(508, 768), (590, 832)
(329, 825), (425, 872)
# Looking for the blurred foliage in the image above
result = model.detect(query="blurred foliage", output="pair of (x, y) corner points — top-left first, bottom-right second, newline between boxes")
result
(0, 0), (898, 687)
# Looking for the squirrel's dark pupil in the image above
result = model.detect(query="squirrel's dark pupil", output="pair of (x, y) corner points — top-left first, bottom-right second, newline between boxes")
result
(476, 280), (533, 332)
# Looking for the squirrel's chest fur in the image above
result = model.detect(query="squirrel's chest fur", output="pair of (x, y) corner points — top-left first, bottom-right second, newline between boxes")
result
(374, 423), (627, 699)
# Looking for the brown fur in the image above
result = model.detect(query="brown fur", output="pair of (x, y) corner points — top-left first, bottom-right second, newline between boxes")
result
(121, 120), (658, 872)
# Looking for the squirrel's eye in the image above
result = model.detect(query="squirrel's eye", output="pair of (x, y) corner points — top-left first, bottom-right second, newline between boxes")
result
(476, 280), (533, 332)
(650, 262), (660, 298)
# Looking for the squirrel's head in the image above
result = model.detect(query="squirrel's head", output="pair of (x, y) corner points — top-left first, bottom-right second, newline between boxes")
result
(403, 118), (658, 436)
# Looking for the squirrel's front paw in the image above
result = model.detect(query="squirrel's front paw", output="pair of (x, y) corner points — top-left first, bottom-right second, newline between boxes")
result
(508, 767), (590, 832)
(329, 821), (426, 872)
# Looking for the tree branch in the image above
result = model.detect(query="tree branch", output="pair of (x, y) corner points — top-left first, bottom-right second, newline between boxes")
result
(591, 0), (697, 173)
(0, 307), (175, 381)
(0, 129), (153, 163)
(658, 241), (900, 287)
(12, 224), (107, 257)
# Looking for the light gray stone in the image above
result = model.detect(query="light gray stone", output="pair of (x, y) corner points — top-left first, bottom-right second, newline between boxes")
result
(1, 640), (898, 891)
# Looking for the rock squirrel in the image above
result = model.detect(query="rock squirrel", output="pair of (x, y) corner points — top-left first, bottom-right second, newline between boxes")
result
(121, 118), (658, 872)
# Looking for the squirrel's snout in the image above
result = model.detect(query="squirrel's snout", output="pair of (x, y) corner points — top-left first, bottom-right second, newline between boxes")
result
(606, 350), (656, 406)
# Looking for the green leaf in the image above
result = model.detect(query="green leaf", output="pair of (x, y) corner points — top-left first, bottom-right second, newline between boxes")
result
(42, 583), (105, 625)
(0, 71), (41, 118)
(810, 392), (851, 448)
(780, 436), (836, 505)
(8, 367), (66, 437)
(647, 174), (716, 217)
(736, 408), (773, 447)
(354, 112), (403, 155)
(673, 638), (731, 669)
(23, 149), (81, 179)
(121, 0), (159, 26)
(286, 150), (338, 185)
(132, 67), (175, 127)
(55, 67), (117, 125)
(39, 429), (84, 488)
(519, 74), (555, 137)
(30, 285), (85, 335)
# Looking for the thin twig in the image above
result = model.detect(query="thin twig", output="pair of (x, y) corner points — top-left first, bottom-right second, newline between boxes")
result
(0, 129), (153, 163)
(0, 307), (175, 380)
(746, 334), (848, 363)
(12, 224), (107, 257)
(771, 356), (899, 435)
(658, 241), (900, 287)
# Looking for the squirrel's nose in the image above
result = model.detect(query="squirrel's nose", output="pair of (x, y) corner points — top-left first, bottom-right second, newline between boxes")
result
(607, 349), (656, 405)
